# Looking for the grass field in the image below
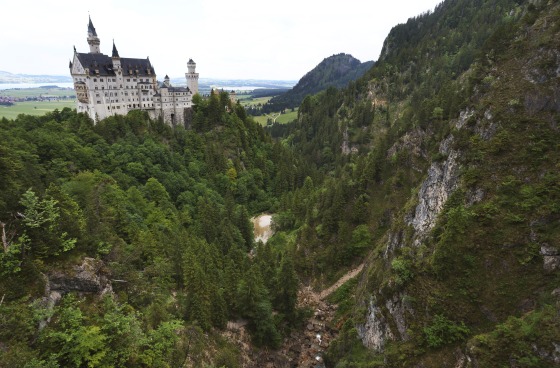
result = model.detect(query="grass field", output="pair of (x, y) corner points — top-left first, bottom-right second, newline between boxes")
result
(0, 100), (76, 120)
(238, 96), (272, 107)
(236, 94), (298, 126)
(253, 109), (298, 126)
(0, 87), (75, 98)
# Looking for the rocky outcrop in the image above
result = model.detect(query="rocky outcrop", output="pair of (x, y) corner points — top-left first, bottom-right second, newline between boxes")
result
(540, 245), (560, 272)
(48, 257), (112, 294)
(386, 294), (410, 341)
(357, 293), (411, 352)
(408, 136), (460, 246)
(386, 128), (428, 160)
(357, 297), (394, 352)
(37, 258), (112, 331)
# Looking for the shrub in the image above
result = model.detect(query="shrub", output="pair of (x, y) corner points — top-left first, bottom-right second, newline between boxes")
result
(423, 314), (470, 348)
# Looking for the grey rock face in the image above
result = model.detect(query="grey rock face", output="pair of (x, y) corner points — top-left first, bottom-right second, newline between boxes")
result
(409, 136), (460, 245)
(540, 245), (560, 272)
(386, 294), (409, 341)
(357, 294), (410, 351)
(357, 298), (394, 352)
(48, 257), (112, 294)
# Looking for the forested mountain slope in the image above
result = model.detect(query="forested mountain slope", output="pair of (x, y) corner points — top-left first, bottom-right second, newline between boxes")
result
(1, 0), (559, 367)
(0, 92), (316, 367)
(269, 0), (560, 366)
(262, 53), (374, 113)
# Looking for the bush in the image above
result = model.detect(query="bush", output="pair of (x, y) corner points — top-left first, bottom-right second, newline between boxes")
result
(423, 314), (470, 348)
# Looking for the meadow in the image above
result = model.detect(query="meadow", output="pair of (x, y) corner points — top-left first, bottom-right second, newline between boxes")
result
(252, 109), (298, 125)
(0, 100), (76, 120)
(237, 94), (297, 125)
(0, 87), (76, 119)
(0, 87), (75, 98)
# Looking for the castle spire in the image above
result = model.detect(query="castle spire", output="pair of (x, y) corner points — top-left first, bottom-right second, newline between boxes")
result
(112, 40), (120, 58)
(88, 15), (97, 37)
(87, 15), (101, 54)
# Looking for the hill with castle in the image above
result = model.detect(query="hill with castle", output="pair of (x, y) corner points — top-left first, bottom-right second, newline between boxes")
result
(69, 17), (199, 126)
(1, 1), (560, 367)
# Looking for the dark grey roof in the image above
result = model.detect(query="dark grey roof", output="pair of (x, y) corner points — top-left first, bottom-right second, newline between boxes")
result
(112, 41), (120, 58)
(88, 16), (97, 36)
(169, 87), (190, 92)
(75, 53), (155, 77)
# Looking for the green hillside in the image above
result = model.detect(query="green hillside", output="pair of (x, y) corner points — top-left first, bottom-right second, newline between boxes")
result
(261, 53), (374, 113)
(0, 93), (314, 367)
(268, 0), (560, 366)
(1, 0), (559, 367)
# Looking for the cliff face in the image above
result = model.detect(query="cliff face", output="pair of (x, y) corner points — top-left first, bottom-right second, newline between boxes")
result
(350, 2), (560, 366)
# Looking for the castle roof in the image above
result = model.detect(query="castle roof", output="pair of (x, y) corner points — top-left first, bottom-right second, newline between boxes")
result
(88, 16), (97, 36)
(112, 41), (120, 58)
(75, 52), (155, 77)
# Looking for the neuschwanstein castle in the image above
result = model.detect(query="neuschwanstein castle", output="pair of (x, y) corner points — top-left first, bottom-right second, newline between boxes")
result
(69, 16), (199, 125)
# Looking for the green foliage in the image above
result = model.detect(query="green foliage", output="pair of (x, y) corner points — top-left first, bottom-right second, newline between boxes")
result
(423, 314), (470, 348)
(0, 92), (304, 364)
(470, 305), (560, 367)
(391, 257), (413, 287)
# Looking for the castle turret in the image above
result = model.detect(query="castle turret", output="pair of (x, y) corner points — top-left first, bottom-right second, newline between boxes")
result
(186, 58), (199, 94)
(163, 75), (171, 88)
(87, 16), (101, 54)
(111, 40), (121, 70)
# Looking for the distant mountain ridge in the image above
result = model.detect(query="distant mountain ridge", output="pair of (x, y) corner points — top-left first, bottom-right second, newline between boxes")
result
(262, 53), (374, 113)
(0, 71), (72, 84)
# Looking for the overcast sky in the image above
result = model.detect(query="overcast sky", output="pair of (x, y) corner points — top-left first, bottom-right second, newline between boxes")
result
(0, 0), (442, 80)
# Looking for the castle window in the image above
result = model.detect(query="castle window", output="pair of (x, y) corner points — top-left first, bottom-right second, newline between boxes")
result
(97, 101), (101, 104)
(93, 78), (97, 82)
(100, 78), (104, 82)
(127, 79), (130, 82)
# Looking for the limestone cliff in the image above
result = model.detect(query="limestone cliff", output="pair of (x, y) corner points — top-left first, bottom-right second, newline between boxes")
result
(351, 2), (560, 366)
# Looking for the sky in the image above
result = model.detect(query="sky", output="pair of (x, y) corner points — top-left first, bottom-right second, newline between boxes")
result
(0, 0), (442, 81)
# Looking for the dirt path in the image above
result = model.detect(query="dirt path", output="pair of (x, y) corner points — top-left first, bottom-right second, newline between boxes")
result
(318, 263), (364, 300)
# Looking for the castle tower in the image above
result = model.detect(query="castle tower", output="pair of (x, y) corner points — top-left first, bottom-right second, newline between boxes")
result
(111, 40), (121, 70)
(87, 16), (101, 54)
(186, 58), (199, 94)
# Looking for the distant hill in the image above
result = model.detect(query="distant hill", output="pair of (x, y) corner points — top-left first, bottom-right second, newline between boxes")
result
(0, 71), (72, 84)
(262, 53), (374, 113)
